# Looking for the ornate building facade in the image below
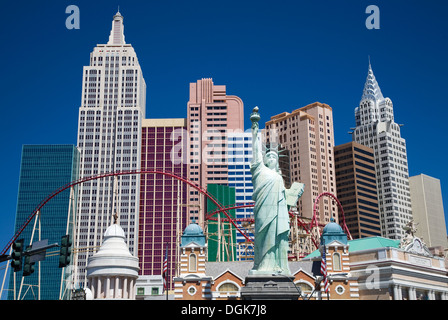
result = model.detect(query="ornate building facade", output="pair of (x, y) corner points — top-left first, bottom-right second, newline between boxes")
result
(174, 220), (448, 300)
(351, 62), (412, 240)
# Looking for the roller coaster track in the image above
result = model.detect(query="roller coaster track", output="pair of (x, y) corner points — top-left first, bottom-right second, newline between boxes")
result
(1, 169), (251, 256)
(2, 170), (350, 258)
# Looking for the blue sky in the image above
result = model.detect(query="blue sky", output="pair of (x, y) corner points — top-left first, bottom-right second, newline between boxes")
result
(0, 0), (447, 276)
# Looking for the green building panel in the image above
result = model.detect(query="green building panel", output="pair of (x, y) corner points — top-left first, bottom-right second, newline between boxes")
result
(206, 184), (237, 262)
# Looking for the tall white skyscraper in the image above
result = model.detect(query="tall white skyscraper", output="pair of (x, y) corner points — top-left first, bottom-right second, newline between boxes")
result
(351, 62), (412, 240)
(75, 11), (146, 286)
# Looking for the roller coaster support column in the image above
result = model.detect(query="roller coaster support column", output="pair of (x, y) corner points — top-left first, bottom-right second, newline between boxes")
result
(59, 185), (77, 300)
(17, 210), (42, 300)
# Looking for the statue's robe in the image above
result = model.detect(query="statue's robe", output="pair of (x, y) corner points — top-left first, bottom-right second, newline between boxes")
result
(250, 157), (290, 275)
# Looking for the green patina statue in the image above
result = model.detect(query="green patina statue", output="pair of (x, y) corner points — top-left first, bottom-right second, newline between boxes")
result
(249, 107), (304, 275)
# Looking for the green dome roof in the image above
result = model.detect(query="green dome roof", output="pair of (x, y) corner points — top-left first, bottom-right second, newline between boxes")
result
(323, 219), (344, 234)
(184, 222), (203, 235)
(181, 222), (206, 247)
(321, 218), (348, 245)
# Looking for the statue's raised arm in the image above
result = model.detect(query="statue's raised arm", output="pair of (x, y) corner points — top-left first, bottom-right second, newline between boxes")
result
(250, 106), (262, 164)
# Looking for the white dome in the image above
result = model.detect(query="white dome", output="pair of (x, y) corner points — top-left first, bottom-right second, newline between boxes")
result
(104, 223), (126, 239)
(86, 223), (139, 278)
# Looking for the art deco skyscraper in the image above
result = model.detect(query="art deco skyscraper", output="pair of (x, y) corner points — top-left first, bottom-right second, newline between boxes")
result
(351, 62), (412, 240)
(75, 12), (146, 287)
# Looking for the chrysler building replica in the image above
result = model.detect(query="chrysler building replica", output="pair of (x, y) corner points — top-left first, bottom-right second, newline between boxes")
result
(351, 62), (412, 240)
(75, 11), (146, 287)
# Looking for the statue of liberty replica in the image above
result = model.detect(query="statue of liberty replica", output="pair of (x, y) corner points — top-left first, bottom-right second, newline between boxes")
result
(242, 106), (304, 300)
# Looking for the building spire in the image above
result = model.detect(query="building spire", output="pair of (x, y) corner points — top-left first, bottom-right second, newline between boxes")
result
(361, 58), (384, 102)
(107, 10), (126, 45)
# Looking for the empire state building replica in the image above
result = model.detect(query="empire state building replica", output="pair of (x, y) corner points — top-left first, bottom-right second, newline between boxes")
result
(351, 62), (412, 240)
(75, 11), (146, 287)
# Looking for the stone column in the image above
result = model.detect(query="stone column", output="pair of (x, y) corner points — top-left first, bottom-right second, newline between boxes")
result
(90, 277), (96, 299)
(106, 277), (111, 299)
(393, 285), (402, 300)
(129, 278), (135, 300)
(408, 287), (416, 300)
(123, 277), (128, 299)
(97, 277), (102, 299)
(115, 277), (119, 298)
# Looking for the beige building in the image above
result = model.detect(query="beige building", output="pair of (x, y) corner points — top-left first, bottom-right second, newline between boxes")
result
(265, 102), (337, 224)
(305, 220), (448, 300)
(349, 237), (448, 300)
(409, 174), (448, 248)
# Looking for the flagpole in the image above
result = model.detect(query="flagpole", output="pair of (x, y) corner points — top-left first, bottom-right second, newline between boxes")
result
(166, 258), (168, 301)
(325, 243), (329, 301)
(320, 241), (330, 300)
(163, 246), (169, 300)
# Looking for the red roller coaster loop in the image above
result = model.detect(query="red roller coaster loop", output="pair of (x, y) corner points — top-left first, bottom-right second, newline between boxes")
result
(1, 170), (252, 256)
(312, 192), (352, 240)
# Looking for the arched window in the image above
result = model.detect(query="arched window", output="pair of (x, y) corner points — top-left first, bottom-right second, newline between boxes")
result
(333, 252), (341, 271)
(218, 282), (239, 293)
(297, 282), (313, 294)
(189, 253), (197, 272)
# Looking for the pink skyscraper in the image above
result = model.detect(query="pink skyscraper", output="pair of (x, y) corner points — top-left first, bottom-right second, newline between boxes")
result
(186, 78), (244, 226)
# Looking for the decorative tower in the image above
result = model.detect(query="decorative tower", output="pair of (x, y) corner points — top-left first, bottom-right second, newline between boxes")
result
(173, 222), (212, 300)
(351, 61), (412, 240)
(86, 216), (140, 300)
(319, 219), (358, 299)
(108, 11), (126, 45)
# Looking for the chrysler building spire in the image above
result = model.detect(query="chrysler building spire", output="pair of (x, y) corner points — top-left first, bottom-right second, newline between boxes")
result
(360, 60), (384, 103)
(107, 11), (126, 45)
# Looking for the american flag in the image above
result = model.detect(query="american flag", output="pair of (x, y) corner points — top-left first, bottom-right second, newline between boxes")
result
(321, 245), (329, 293)
(163, 247), (168, 291)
